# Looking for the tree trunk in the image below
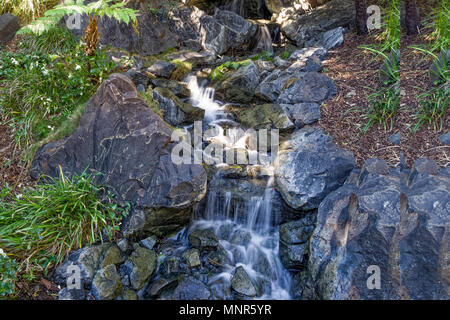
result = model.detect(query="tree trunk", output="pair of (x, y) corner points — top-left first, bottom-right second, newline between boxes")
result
(405, 0), (420, 35)
(355, 0), (368, 35)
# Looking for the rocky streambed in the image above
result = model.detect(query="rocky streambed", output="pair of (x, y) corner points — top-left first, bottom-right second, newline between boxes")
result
(27, 0), (449, 300)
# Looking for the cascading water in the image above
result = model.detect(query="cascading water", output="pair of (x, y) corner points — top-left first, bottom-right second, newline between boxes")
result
(182, 75), (292, 299)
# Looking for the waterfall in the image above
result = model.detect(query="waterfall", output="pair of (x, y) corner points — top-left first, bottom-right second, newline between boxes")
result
(249, 24), (274, 53)
(186, 75), (224, 122)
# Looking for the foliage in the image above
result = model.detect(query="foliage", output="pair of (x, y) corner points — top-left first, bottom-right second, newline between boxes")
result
(0, 0), (58, 24)
(250, 50), (275, 62)
(422, 0), (449, 54)
(0, 28), (115, 153)
(0, 249), (18, 299)
(210, 59), (251, 82)
(0, 169), (129, 277)
(413, 83), (449, 132)
(363, 84), (400, 133)
(170, 59), (193, 81)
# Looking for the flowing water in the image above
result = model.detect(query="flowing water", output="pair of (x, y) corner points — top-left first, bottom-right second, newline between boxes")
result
(183, 76), (292, 299)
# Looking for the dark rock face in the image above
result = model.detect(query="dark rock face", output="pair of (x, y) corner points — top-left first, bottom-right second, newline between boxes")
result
(0, 14), (20, 44)
(280, 103), (321, 128)
(218, 61), (261, 103)
(30, 74), (207, 239)
(280, 0), (354, 48)
(274, 126), (355, 211)
(231, 266), (258, 297)
(300, 158), (450, 300)
(161, 275), (211, 300)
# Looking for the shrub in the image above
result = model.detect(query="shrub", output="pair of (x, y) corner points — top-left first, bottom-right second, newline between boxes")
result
(0, 0), (59, 24)
(0, 168), (129, 277)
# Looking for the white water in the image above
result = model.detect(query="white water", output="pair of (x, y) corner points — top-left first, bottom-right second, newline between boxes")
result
(186, 76), (292, 299)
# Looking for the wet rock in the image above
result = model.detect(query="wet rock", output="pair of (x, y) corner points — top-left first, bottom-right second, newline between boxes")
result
(101, 244), (125, 268)
(152, 87), (205, 126)
(183, 248), (202, 268)
(219, 62), (260, 103)
(161, 275), (211, 300)
(123, 246), (157, 291)
(280, 0), (354, 48)
(229, 104), (294, 131)
(231, 266), (258, 297)
(439, 131), (450, 145)
(230, 230), (252, 247)
(189, 229), (219, 250)
(160, 256), (182, 277)
(274, 126), (355, 211)
(281, 103), (321, 127)
(119, 290), (138, 300)
(0, 14), (20, 44)
(117, 239), (130, 253)
(139, 236), (158, 250)
(148, 277), (178, 297)
(30, 74), (207, 240)
(90, 265), (122, 300)
(210, 278), (232, 299)
(147, 61), (177, 79)
(277, 72), (337, 104)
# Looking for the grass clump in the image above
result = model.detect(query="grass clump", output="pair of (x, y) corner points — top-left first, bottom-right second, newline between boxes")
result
(0, 168), (129, 279)
(170, 59), (193, 81)
(0, 0), (59, 24)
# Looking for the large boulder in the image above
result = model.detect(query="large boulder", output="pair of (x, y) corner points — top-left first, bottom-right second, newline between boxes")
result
(274, 126), (355, 211)
(301, 158), (450, 300)
(280, 0), (354, 48)
(218, 61), (260, 103)
(30, 74), (207, 239)
(0, 13), (20, 44)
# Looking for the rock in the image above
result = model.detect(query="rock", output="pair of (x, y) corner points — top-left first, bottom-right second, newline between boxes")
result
(183, 248), (201, 268)
(277, 72), (337, 104)
(307, 27), (344, 50)
(160, 256), (182, 277)
(101, 244), (125, 268)
(152, 87), (205, 126)
(280, 0), (354, 48)
(53, 244), (110, 288)
(289, 47), (328, 62)
(148, 277), (178, 297)
(0, 14), (20, 44)
(389, 132), (401, 145)
(274, 126), (355, 210)
(229, 104), (295, 131)
(274, 56), (290, 68)
(136, 84), (146, 92)
(30, 74), (207, 240)
(281, 103), (321, 127)
(439, 131), (450, 145)
(279, 213), (316, 270)
(119, 290), (138, 300)
(139, 236), (158, 250)
(58, 287), (86, 300)
(161, 275), (211, 300)
(230, 229), (252, 247)
(265, 0), (331, 15)
(231, 266), (258, 297)
(147, 61), (177, 79)
(123, 68), (150, 87)
(429, 50), (449, 85)
(149, 79), (191, 98)
(166, 50), (214, 68)
(219, 61), (260, 103)
(302, 158), (450, 300)
(188, 229), (219, 250)
(117, 239), (129, 253)
(123, 246), (157, 291)
(90, 265), (122, 300)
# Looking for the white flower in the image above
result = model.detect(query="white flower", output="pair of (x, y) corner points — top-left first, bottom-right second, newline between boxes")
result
(75, 64), (81, 70)
(42, 68), (49, 76)
(11, 58), (18, 65)
(0, 248), (6, 258)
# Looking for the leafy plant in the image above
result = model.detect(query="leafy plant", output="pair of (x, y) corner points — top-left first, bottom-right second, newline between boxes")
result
(413, 84), (449, 132)
(0, 0), (59, 24)
(0, 168), (129, 275)
(210, 59), (251, 82)
(422, 0), (449, 54)
(0, 249), (18, 299)
(18, 0), (139, 57)
(363, 84), (400, 133)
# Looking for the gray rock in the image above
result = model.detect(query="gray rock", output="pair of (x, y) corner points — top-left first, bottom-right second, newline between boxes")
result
(30, 74), (207, 240)
(123, 68), (149, 87)
(219, 61), (260, 103)
(100, 244), (124, 268)
(274, 126), (355, 210)
(123, 246), (157, 291)
(147, 61), (177, 79)
(152, 86), (205, 126)
(149, 79), (191, 98)
(280, 0), (354, 47)
(139, 236), (157, 250)
(183, 248), (201, 268)
(228, 103), (294, 131)
(230, 229), (252, 247)
(58, 287), (86, 300)
(389, 132), (401, 145)
(188, 229), (219, 250)
(136, 84), (146, 92)
(161, 275), (211, 300)
(307, 27), (345, 50)
(90, 264), (122, 300)
(289, 47), (328, 62)
(117, 239), (129, 253)
(281, 103), (321, 127)
(148, 277), (178, 297)
(277, 72), (337, 104)
(0, 14), (20, 44)
(439, 131), (450, 145)
(231, 266), (258, 297)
